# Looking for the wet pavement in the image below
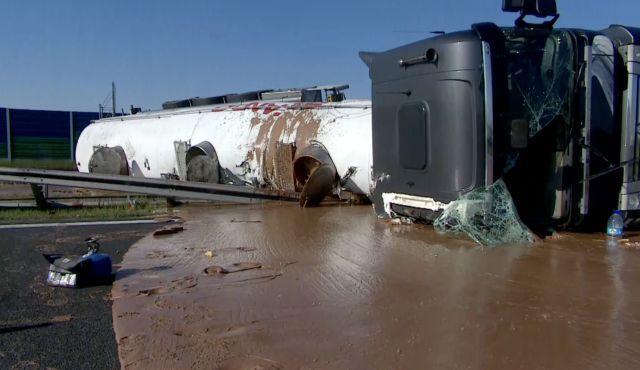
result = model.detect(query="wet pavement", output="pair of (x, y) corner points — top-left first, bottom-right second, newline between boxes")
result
(112, 203), (640, 369)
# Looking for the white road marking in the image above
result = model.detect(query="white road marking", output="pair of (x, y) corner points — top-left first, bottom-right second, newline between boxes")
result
(0, 219), (158, 229)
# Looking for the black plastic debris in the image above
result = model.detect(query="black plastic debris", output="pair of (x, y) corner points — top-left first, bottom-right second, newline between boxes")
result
(43, 237), (113, 288)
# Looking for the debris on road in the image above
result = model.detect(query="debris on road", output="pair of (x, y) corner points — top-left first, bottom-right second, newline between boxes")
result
(203, 266), (228, 275)
(230, 218), (262, 223)
(43, 237), (113, 288)
(153, 225), (184, 236)
(203, 262), (263, 276)
(51, 315), (74, 323)
(237, 247), (257, 252)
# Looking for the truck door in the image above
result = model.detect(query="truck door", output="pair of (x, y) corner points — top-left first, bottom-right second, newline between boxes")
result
(602, 26), (640, 216)
(580, 34), (619, 225)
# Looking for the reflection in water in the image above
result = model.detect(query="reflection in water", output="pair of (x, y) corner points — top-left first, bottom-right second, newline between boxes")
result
(605, 237), (627, 364)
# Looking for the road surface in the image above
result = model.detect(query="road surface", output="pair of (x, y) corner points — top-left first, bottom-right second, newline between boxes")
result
(0, 222), (157, 370)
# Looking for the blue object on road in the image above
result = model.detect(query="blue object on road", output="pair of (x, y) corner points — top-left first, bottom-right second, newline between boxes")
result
(606, 210), (624, 237)
(43, 237), (113, 288)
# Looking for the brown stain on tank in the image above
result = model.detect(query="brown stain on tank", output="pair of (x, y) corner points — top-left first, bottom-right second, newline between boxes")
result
(247, 113), (277, 178)
(263, 112), (291, 184)
(246, 109), (322, 189)
(294, 111), (321, 150)
(249, 116), (261, 130)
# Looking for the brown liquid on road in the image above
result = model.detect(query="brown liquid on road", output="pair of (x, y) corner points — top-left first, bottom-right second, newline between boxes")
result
(112, 203), (640, 369)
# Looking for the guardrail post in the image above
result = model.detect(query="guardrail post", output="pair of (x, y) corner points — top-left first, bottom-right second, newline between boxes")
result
(69, 111), (75, 161)
(5, 108), (11, 161)
(30, 184), (49, 209)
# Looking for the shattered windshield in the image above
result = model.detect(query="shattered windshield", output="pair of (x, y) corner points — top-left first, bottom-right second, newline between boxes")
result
(503, 29), (574, 137)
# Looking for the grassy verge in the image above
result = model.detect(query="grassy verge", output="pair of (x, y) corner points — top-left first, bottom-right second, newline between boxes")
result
(0, 200), (167, 223)
(0, 159), (77, 171)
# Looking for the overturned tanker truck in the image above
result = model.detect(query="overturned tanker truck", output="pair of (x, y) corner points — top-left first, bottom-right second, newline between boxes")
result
(76, 85), (373, 206)
(362, 0), (640, 231)
(77, 0), (638, 235)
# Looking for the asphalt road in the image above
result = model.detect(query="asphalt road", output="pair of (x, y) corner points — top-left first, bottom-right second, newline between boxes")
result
(0, 222), (157, 370)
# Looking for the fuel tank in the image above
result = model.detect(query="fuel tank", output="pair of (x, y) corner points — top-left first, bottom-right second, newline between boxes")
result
(75, 100), (373, 199)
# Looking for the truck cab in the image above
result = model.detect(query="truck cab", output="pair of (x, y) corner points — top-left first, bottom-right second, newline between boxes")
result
(363, 0), (640, 230)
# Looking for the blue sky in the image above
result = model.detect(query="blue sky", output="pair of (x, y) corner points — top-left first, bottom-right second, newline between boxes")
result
(0, 0), (637, 112)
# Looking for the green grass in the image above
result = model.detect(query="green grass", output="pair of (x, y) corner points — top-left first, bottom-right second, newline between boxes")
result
(0, 200), (167, 223)
(0, 159), (77, 171)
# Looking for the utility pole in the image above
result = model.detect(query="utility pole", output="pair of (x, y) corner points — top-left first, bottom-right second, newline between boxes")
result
(112, 81), (116, 116)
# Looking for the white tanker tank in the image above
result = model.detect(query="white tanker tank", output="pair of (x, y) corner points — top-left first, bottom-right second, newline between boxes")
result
(75, 86), (373, 205)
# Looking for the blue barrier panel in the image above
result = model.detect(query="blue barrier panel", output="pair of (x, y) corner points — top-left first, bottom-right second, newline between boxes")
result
(0, 108), (6, 158)
(72, 111), (99, 144)
(10, 109), (70, 159)
(71, 111), (99, 160)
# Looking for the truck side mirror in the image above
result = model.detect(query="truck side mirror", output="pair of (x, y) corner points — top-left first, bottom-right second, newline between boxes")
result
(503, 0), (556, 16)
(510, 119), (529, 149)
(503, 0), (559, 29)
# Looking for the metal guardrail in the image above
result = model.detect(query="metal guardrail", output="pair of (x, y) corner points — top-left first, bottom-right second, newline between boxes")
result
(0, 167), (299, 203)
